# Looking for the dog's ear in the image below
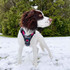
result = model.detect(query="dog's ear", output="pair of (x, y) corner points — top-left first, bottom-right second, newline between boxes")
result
(26, 10), (35, 19)
(20, 11), (29, 27)
(23, 16), (37, 30)
(21, 10), (35, 24)
(27, 17), (37, 30)
(20, 10), (37, 30)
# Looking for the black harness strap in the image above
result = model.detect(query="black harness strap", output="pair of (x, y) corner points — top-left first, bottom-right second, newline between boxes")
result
(20, 28), (35, 46)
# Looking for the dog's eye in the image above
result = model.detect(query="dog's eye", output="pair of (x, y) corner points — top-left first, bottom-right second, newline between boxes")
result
(38, 14), (43, 19)
(39, 14), (42, 17)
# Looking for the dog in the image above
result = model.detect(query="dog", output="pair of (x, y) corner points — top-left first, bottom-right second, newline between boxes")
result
(17, 10), (52, 67)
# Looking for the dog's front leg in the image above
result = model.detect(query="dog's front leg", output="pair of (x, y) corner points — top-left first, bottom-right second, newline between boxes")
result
(32, 45), (38, 67)
(17, 44), (24, 64)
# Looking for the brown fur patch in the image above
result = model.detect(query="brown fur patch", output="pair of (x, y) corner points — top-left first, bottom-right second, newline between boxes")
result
(20, 10), (43, 30)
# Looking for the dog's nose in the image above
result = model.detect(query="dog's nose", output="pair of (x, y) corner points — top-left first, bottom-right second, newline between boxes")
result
(49, 18), (52, 22)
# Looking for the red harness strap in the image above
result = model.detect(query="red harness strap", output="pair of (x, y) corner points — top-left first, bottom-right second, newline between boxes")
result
(20, 28), (35, 46)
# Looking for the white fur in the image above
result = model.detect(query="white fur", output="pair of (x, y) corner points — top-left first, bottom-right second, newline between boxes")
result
(17, 11), (52, 67)
(38, 16), (51, 28)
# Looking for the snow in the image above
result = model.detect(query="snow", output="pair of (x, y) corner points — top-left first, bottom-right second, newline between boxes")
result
(0, 36), (70, 70)
(0, 33), (2, 35)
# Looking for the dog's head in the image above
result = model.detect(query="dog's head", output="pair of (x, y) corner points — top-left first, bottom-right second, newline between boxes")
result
(20, 10), (52, 30)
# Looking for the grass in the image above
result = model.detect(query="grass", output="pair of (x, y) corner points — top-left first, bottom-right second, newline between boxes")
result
(0, 34), (16, 38)
(0, 33), (70, 38)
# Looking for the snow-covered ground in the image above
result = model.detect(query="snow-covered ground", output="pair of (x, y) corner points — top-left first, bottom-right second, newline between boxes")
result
(0, 36), (70, 70)
(0, 33), (2, 35)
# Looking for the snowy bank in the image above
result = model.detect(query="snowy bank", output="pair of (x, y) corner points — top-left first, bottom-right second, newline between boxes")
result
(0, 33), (3, 35)
(0, 36), (70, 70)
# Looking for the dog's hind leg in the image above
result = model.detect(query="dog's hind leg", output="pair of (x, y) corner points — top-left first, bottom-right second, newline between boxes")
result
(39, 43), (45, 52)
(37, 31), (52, 59)
(39, 40), (52, 59)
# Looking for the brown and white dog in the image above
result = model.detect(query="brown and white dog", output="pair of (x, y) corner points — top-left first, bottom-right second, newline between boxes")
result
(17, 10), (52, 67)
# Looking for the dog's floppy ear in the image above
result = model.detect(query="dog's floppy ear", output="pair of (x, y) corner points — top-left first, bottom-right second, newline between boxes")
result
(27, 17), (37, 30)
(25, 10), (35, 20)
(20, 10), (37, 30)
(20, 11), (29, 27)
(28, 10), (35, 16)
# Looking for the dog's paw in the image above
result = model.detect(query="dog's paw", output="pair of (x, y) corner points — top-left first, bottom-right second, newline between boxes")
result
(49, 53), (53, 59)
(17, 60), (22, 64)
(33, 62), (38, 67)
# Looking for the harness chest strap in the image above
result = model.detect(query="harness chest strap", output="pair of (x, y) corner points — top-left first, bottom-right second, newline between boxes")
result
(20, 28), (35, 46)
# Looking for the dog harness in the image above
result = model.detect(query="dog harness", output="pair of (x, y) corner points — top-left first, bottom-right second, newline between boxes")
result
(20, 28), (35, 46)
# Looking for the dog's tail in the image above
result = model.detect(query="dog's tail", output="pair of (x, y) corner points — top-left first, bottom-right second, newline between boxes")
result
(36, 30), (52, 59)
